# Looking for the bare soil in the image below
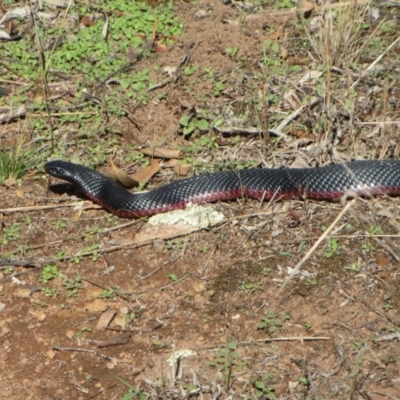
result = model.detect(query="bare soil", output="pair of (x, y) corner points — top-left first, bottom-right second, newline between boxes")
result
(1, 1), (400, 399)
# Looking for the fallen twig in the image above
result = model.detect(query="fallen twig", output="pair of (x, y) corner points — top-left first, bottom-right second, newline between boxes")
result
(278, 199), (355, 294)
(191, 336), (331, 351)
(53, 345), (123, 362)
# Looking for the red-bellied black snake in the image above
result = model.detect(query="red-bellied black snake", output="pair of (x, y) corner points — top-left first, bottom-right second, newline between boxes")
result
(45, 159), (400, 218)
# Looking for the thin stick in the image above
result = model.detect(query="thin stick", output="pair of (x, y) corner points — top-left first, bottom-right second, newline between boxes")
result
(0, 202), (99, 214)
(137, 273), (190, 295)
(278, 199), (355, 294)
(53, 345), (122, 362)
(191, 336), (331, 351)
(350, 35), (400, 91)
(269, 97), (320, 137)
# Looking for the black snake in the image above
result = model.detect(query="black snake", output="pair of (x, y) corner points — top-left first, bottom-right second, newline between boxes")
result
(45, 159), (400, 218)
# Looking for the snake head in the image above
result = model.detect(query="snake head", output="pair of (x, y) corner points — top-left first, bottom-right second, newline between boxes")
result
(44, 160), (79, 181)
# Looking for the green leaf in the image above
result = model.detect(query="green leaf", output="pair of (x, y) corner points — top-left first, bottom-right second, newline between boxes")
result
(179, 115), (191, 127)
(197, 119), (209, 131)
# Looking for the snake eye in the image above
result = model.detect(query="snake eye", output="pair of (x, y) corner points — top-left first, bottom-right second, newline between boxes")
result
(45, 166), (61, 176)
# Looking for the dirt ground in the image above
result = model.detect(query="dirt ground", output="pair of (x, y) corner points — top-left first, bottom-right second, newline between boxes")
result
(1, 1), (400, 399)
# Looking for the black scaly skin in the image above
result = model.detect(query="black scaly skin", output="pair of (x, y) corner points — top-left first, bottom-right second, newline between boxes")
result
(45, 160), (400, 218)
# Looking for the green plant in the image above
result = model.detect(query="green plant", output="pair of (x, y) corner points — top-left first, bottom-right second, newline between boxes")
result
(168, 273), (178, 282)
(99, 289), (114, 299)
(324, 239), (341, 258)
(362, 242), (376, 253)
(239, 281), (264, 293)
(2, 225), (21, 245)
(40, 265), (60, 283)
(304, 322), (313, 331)
(260, 267), (272, 276)
(367, 225), (382, 236)
(179, 114), (210, 136)
(344, 262), (360, 273)
(257, 310), (291, 333)
(3, 267), (14, 275)
(41, 287), (59, 297)
(253, 375), (276, 399)
(110, 372), (148, 400)
(224, 47), (238, 58)
(165, 239), (187, 250)
(63, 276), (83, 298)
(122, 312), (136, 322)
(383, 303), (393, 311)
(209, 341), (247, 389)
(75, 325), (92, 339)
(183, 65), (199, 76)
(51, 220), (67, 230)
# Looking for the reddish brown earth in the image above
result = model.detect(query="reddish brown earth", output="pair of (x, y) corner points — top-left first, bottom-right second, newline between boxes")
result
(1, 1), (400, 399)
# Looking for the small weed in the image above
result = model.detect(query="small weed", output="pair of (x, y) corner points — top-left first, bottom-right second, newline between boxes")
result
(72, 255), (83, 264)
(383, 303), (393, 312)
(152, 340), (166, 348)
(63, 276), (83, 298)
(51, 220), (67, 230)
(2, 225), (21, 245)
(344, 262), (360, 273)
(260, 267), (272, 276)
(257, 310), (291, 333)
(111, 372), (148, 400)
(324, 239), (341, 258)
(168, 273), (178, 282)
(83, 226), (102, 242)
(82, 244), (101, 261)
(165, 239), (187, 250)
(122, 312), (136, 322)
(210, 341), (247, 389)
(179, 114), (210, 136)
(99, 289), (114, 299)
(304, 322), (313, 331)
(224, 47), (238, 59)
(239, 281), (264, 293)
(362, 242), (376, 253)
(41, 287), (59, 297)
(40, 265), (60, 284)
(306, 278), (318, 286)
(299, 376), (309, 385)
(253, 377), (276, 399)
(183, 65), (199, 76)
(76, 326), (92, 339)
(4, 267), (14, 275)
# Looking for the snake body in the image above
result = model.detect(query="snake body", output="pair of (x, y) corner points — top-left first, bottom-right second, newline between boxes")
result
(45, 160), (400, 218)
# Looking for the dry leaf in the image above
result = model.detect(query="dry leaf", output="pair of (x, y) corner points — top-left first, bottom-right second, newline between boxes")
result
(81, 15), (96, 27)
(108, 160), (139, 187)
(174, 163), (192, 177)
(281, 47), (288, 59)
(164, 159), (192, 174)
(164, 159), (181, 168)
(140, 147), (181, 159)
(131, 159), (161, 183)
(97, 309), (117, 331)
